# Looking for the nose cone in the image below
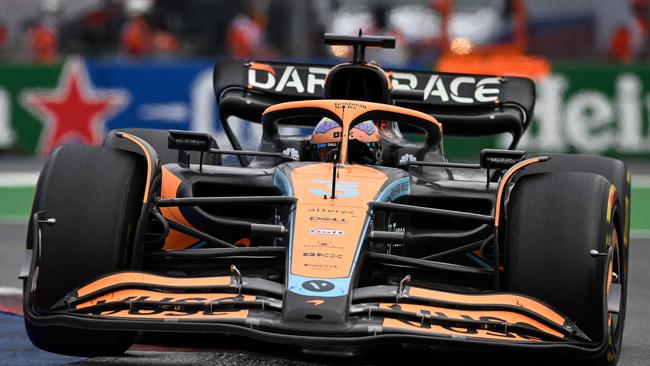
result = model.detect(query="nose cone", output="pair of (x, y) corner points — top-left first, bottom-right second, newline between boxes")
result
(280, 291), (351, 331)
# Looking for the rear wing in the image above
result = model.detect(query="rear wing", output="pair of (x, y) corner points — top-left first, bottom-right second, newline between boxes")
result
(213, 59), (535, 148)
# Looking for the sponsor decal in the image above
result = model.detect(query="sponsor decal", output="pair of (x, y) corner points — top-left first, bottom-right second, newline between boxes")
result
(419, 76), (500, 104)
(21, 59), (130, 154)
(309, 216), (350, 224)
(0, 59), (218, 154)
(234, 237), (251, 247)
(247, 65), (329, 94)
(334, 101), (367, 110)
(282, 147), (300, 161)
(79, 293), (253, 318)
(303, 263), (338, 271)
(308, 228), (345, 235)
(518, 72), (650, 155)
(301, 280), (335, 292)
(305, 299), (325, 306)
(303, 240), (344, 250)
(99, 308), (248, 319)
(246, 64), (502, 105)
(484, 156), (518, 165)
(380, 303), (555, 341)
(384, 317), (541, 341)
(303, 252), (343, 259)
(307, 207), (356, 216)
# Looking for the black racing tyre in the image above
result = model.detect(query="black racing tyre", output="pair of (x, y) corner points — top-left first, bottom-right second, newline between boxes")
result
(504, 172), (626, 365)
(103, 127), (221, 165)
(24, 145), (146, 356)
(525, 154), (631, 265)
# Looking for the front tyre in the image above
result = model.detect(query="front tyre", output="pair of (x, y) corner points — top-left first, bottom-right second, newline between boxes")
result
(24, 145), (146, 356)
(504, 172), (626, 365)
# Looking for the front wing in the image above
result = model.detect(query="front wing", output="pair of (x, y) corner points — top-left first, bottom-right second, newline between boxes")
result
(24, 271), (607, 357)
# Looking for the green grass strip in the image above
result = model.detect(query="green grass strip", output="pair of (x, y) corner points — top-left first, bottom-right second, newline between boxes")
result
(631, 186), (650, 231)
(0, 186), (34, 220)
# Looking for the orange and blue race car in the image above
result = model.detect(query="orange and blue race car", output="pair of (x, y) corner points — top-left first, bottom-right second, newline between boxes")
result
(21, 34), (630, 364)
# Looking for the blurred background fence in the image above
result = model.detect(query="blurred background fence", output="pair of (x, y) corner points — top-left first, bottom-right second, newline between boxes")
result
(1, 0), (649, 230)
(2, 0), (650, 157)
(4, 60), (650, 161)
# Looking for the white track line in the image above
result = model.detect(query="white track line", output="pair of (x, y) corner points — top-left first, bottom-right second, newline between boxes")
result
(632, 174), (650, 188)
(0, 286), (22, 296)
(630, 230), (650, 240)
(0, 216), (32, 224)
(0, 172), (39, 188)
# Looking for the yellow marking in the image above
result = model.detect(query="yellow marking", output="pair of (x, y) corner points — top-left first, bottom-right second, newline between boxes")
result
(606, 185), (616, 224)
(624, 196), (630, 247)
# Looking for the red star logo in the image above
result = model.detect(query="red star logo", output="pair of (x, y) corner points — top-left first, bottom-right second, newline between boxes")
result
(22, 59), (129, 154)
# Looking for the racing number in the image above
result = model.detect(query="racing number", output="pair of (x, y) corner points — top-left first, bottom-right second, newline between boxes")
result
(309, 179), (359, 198)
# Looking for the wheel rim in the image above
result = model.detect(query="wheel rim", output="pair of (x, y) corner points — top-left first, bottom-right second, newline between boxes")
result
(607, 226), (623, 354)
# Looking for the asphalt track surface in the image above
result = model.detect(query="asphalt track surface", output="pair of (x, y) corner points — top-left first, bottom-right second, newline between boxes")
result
(0, 220), (649, 365)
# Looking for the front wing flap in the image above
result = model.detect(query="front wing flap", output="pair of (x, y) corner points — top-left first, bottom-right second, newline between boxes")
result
(27, 271), (601, 353)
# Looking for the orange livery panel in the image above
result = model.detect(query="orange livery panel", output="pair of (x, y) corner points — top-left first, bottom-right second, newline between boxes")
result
(289, 163), (387, 279)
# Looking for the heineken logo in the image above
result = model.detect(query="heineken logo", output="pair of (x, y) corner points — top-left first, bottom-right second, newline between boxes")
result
(20, 59), (130, 154)
(518, 72), (650, 154)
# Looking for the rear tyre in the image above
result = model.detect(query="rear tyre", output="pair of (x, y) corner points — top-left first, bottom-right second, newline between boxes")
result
(505, 172), (626, 365)
(24, 145), (146, 356)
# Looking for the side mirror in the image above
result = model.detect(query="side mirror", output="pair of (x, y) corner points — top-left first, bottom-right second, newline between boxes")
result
(168, 130), (212, 152)
(480, 149), (526, 170)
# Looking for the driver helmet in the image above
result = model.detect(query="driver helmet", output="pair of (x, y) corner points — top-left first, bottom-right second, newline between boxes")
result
(311, 118), (382, 165)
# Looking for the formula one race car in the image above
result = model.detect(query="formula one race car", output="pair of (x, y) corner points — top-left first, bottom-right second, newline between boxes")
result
(21, 34), (630, 364)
